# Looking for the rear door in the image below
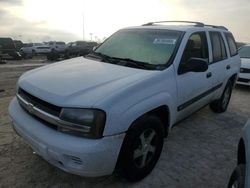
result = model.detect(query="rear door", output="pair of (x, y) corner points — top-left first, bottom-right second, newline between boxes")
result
(175, 31), (213, 120)
(207, 31), (229, 99)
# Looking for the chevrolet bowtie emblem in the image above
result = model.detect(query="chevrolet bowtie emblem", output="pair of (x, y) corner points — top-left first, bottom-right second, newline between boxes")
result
(26, 103), (35, 114)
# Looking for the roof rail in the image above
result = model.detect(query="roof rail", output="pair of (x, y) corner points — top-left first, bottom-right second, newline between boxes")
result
(204, 24), (228, 31)
(142, 21), (204, 27)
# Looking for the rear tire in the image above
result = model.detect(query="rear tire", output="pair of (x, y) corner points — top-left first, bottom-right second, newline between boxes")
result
(228, 164), (245, 188)
(210, 80), (233, 113)
(117, 115), (164, 182)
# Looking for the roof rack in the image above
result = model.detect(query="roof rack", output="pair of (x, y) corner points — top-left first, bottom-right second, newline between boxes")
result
(204, 24), (228, 31)
(142, 21), (228, 31)
(142, 21), (204, 27)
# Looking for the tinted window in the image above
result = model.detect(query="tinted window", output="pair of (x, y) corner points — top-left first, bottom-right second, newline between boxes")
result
(238, 46), (250, 58)
(96, 29), (182, 65)
(210, 32), (227, 62)
(181, 32), (208, 63)
(225, 33), (237, 56)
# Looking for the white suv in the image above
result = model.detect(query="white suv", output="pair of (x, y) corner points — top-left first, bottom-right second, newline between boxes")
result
(9, 21), (240, 181)
(48, 41), (66, 53)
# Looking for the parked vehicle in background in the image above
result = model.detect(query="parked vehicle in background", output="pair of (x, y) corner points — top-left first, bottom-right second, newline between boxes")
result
(0, 38), (22, 60)
(20, 43), (51, 57)
(0, 45), (3, 63)
(65, 41), (97, 58)
(32, 43), (51, 55)
(228, 119), (250, 188)
(9, 21), (240, 181)
(14, 40), (24, 51)
(237, 45), (250, 86)
(48, 41), (66, 53)
(20, 43), (33, 58)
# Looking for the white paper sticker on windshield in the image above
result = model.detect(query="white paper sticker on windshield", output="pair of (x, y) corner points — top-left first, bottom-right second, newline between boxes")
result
(153, 38), (177, 45)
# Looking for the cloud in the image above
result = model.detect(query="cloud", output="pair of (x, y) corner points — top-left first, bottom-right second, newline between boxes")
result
(0, 0), (23, 5)
(0, 7), (79, 42)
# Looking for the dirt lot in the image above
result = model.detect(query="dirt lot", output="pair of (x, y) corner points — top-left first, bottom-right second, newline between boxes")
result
(0, 59), (250, 188)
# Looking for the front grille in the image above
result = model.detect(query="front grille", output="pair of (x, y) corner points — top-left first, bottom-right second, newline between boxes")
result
(238, 78), (250, 83)
(240, 68), (250, 73)
(18, 88), (61, 117)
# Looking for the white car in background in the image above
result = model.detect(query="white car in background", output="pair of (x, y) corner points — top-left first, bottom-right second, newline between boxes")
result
(20, 43), (51, 57)
(32, 43), (51, 54)
(48, 41), (66, 53)
(237, 45), (250, 86)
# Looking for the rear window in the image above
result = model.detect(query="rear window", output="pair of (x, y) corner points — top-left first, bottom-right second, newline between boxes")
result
(209, 32), (227, 62)
(225, 33), (237, 56)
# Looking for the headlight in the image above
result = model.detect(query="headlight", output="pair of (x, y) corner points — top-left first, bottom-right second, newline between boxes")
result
(58, 108), (106, 138)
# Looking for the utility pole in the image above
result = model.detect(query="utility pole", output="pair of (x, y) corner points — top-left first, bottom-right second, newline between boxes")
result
(82, 13), (85, 41)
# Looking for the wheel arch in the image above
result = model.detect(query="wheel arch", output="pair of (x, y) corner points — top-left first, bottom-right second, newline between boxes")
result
(238, 138), (246, 165)
(229, 73), (238, 86)
(127, 105), (170, 137)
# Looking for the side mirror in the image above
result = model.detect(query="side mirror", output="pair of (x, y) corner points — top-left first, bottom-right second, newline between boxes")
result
(179, 58), (208, 74)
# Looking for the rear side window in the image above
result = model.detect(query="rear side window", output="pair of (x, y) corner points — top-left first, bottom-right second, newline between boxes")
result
(209, 32), (227, 62)
(225, 33), (237, 56)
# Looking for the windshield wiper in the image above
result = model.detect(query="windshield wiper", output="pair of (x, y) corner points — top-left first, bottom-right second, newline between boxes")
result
(86, 52), (164, 70)
(85, 52), (114, 63)
(111, 57), (164, 70)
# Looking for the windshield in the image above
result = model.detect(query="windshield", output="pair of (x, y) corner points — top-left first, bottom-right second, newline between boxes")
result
(238, 46), (250, 58)
(95, 29), (182, 66)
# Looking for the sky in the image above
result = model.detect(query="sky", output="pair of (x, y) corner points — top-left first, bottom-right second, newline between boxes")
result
(0, 0), (249, 43)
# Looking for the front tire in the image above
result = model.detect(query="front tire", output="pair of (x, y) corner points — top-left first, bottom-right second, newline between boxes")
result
(228, 164), (245, 188)
(210, 80), (233, 113)
(117, 115), (164, 182)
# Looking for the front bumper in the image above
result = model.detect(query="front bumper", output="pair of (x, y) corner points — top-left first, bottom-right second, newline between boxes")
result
(237, 73), (250, 86)
(8, 97), (125, 177)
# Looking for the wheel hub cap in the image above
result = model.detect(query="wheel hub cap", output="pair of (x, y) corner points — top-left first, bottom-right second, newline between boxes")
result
(133, 128), (157, 168)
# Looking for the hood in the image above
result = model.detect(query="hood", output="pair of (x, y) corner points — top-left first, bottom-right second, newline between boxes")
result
(18, 57), (156, 107)
(241, 58), (250, 69)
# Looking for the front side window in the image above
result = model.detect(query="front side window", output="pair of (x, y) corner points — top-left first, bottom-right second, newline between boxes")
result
(181, 32), (208, 64)
(238, 46), (250, 59)
(210, 32), (227, 62)
(95, 29), (183, 66)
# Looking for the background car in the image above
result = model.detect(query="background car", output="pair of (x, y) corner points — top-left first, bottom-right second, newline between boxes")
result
(20, 43), (33, 58)
(65, 41), (97, 58)
(13, 40), (24, 51)
(48, 41), (66, 53)
(32, 43), (51, 55)
(237, 45), (250, 86)
(0, 37), (22, 60)
(20, 43), (51, 57)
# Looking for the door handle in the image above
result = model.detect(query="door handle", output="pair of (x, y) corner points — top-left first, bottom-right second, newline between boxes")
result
(206, 72), (212, 78)
(226, 65), (231, 70)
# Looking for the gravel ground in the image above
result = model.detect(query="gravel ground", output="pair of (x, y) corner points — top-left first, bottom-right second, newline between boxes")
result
(0, 59), (250, 188)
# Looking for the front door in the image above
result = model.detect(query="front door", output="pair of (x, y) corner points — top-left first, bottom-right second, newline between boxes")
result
(175, 32), (213, 121)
